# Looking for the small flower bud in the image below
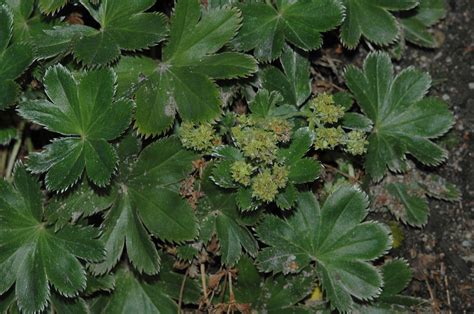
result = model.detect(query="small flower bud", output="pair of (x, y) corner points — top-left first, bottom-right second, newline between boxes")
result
(314, 126), (345, 150)
(252, 169), (279, 202)
(344, 130), (369, 155)
(231, 160), (253, 186)
(179, 122), (221, 152)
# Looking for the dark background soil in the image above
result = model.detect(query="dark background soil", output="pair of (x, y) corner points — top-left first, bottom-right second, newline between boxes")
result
(394, 1), (473, 312)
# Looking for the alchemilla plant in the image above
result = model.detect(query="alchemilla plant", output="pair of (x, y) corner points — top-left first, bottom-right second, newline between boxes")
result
(0, 0), (457, 313)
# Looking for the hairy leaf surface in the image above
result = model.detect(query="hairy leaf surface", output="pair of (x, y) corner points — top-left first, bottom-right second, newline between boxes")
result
(135, 0), (257, 136)
(90, 135), (199, 275)
(0, 5), (33, 110)
(0, 165), (104, 313)
(261, 45), (312, 107)
(340, 0), (418, 48)
(255, 186), (391, 311)
(401, 0), (447, 47)
(233, 0), (343, 61)
(90, 266), (177, 314)
(345, 52), (454, 181)
(18, 65), (133, 191)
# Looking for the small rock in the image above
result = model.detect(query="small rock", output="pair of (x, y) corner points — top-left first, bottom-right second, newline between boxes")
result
(442, 94), (451, 101)
(469, 82), (474, 90)
(461, 240), (472, 248)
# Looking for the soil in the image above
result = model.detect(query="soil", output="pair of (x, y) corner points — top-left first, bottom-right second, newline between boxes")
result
(398, 1), (474, 312)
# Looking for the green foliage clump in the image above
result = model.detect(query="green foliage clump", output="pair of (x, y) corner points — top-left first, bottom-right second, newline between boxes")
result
(0, 0), (453, 313)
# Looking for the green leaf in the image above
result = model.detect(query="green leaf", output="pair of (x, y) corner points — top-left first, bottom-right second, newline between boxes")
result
(91, 266), (177, 314)
(233, 256), (315, 312)
(342, 112), (373, 131)
(345, 52), (454, 181)
(278, 128), (314, 164)
(386, 183), (429, 226)
(38, 0), (68, 14)
(340, 0), (418, 48)
(84, 273), (115, 296)
(91, 136), (199, 275)
(70, 0), (167, 65)
(1, 0), (51, 43)
(211, 160), (239, 189)
(287, 158), (320, 184)
(0, 5), (33, 110)
(18, 65), (133, 191)
(233, 0), (343, 61)
(255, 186), (391, 312)
(248, 89), (284, 119)
(358, 259), (424, 312)
(198, 168), (258, 265)
(158, 255), (202, 304)
(275, 183), (298, 210)
(370, 164), (459, 227)
(46, 181), (114, 229)
(0, 127), (17, 145)
(261, 45), (312, 107)
(50, 294), (89, 314)
(401, 0), (447, 48)
(33, 25), (95, 60)
(135, 0), (257, 136)
(0, 165), (104, 313)
(115, 56), (157, 96)
(278, 128), (320, 184)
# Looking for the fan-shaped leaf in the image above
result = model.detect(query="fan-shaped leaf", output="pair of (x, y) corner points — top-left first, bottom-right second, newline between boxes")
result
(135, 0), (257, 136)
(340, 0), (418, 48)
(18, 65), (133, 191)
(233, 0), (343, 61)
(0, 165), (104, 313)
(345, 52), (454, 181)
(256, 186), (391, 312)
(90, 136), (199, 275)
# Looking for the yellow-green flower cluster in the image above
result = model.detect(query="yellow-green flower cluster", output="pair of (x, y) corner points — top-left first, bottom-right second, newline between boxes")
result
(314, 126), (345, 150)
(344, 130), (369, 155)
(251, 166), (289, 202)
(227, 114), (293, 203)
(272, 164), (289, 188)
(179, 122), (221, 152)
(261, 118), (292, 143)
(232, 127), (277, 164)
(307, 93), (368, 156)
(232, 115), (291, 164)
(231, 161), (253, 186)
(309, 93), (345, 126)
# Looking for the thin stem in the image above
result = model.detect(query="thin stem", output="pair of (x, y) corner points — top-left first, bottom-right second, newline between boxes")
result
(0, 150), (7, 176)
(227, 271), (235, 314)
(177, 268), (189, 314)
(323, 163), (360, 183)
(200, 263), (209, 307)
(5, 122), (25, 181)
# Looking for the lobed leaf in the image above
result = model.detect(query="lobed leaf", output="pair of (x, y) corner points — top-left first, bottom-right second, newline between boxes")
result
(255, 186), (391, 312)
(135, 0), (257, 136)
(0, 165), (104, 313)
(0, 5), (34, 110)
(340, 0), (418, 48)
(91, 136), (199, 275)
(345, 52), (454, 181)
(233, 0), (343, 61)
(18, 65), (133, 191)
